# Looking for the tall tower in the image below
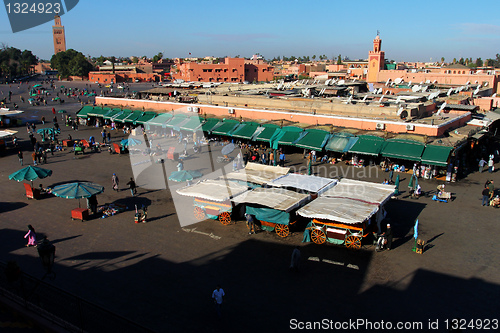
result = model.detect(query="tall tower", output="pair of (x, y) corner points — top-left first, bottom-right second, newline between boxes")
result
(52, 15), (66, 54)
(367, 35), (385, 83)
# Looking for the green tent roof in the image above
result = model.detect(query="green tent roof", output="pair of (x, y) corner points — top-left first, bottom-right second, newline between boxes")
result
(113, 111), (133, 122)
(295, 129), (331, 151)
(255, 127), (279, 142)
(145, 113), (173, 127)
(201, 118), (221, 132)
(420, 145), (453, 167)
(211, 121), (240, 136)
(76, 106), (94, 118)
(165, 114), (190, 129)
(87, 107), (111, 117)
(348, 135), (386, 156)
(180, 116), (204, 132)
(123, 111), (144, 123)
(102, 109), (123, 120)
(277, 130), (305, 146)
(134, 112), (157, 125)
(230, 123), (260, 140)
(324, 133), (358, 152)
(381, 139), (425, 161)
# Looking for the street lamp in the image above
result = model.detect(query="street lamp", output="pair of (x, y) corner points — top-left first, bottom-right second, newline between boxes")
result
(37, 237), (56, 279)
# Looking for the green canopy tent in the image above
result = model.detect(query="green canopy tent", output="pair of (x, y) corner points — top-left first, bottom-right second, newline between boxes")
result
(134, 112), (158, 125)
(230, 122), (261, 140)
(295, 129), (332, 151)
(144, 113), (174, 129)
(179, 116), (205, 132)
(200, 118), (221, 133)
(271, 126), (305, 149)
(324, 132), (358, 153)
(165, 114), (190, 131)
(76, 106), (95, 118)
(420, 145), (453, 167)
(123, 111), (144, 124)
(255, 124), (280, 143)
(210, 119), (240, 136)
(112, 110), (133, 123)
(348, 135), (386, 156)
(381, 139), (425, 162)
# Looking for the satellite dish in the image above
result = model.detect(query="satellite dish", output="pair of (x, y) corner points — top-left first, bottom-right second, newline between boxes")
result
(397, 107), (404, 116)
(492, 93), (497, 98)
(420, 81), (424, 85)
(378, 95), (384, 103)
(475, 80), (479, 84)
(428, 92), (437, 100)
(484, 82), (489, 87)
(412, 85), (420, 92)
(433, 80), (438, 84)
(421, 86), (428, 92)
(325, 79), (331, 86)
(338, 79), (345, 85)
(425, 80), (431, 84)
(395, 96), (401, 104)
(447, 88), (453, 96)
(439, 102), (447, 111)
(362, 95), (368, 102)
(394, 78), (403, 84)
(408, 81), (413, 86)
(473, 87), (480, 95)
(466, 81), (470, 85)
(385, 79), (391, 86)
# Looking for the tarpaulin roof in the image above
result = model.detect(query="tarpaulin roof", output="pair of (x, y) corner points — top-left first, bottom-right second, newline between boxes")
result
(123, 111), (144, 123)
(87, 107), (111, 117)
(255, 126), (279, 142)
(381, 139), (425, 161)
(321, 178), (395, 205)
(224, 162), (290, 185)
(179, 116), (204, 132)
(211, 121), (240, 136)
(134, 112), (157, 125)
(275, 130), (305, 146)
(176, 179), (249, 202)
(297, 196), (380, 224)
(165, 114), (190, 129)
(420, 145), (452, 167)
(113, 110), (133, 122)
(232, 187), (310, 213)
(348, 135), (386, 156)
(76, 106), (94, 118)
(200, 118), (221, 132)
(230, 123), (261, 140)
(294, 129), (331, 151)
(145, 113), (173, 127)
(325, 133), (358, 152)
(268, 174), (337, 194)
(102, 109), (123, 120)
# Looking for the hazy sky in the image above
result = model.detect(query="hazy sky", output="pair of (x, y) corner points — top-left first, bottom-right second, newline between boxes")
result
(1, 0), (499, 62)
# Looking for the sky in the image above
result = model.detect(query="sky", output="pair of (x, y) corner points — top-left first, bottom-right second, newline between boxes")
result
(0, 0), (499, 62)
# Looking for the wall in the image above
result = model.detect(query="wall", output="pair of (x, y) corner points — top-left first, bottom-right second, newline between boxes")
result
(95, 96), (470, 137)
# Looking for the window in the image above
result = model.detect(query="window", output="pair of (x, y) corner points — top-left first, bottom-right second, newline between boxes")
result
(232, 69), (237, 72)
(224, 69), (228, 72)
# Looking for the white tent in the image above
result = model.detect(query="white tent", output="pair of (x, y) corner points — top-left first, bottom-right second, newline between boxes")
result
(268, 173), (337, 195)
(224, 162), (290, 185)
(232, 187), (310, 212)
(176, 179), (249, 202)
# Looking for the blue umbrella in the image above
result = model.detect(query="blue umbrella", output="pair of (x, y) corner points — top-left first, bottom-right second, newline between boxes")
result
(120, 138), (142, 147)
(169, 170), (203, 182)
(9, 166), (52, 186)
(50, 182), (104, 199)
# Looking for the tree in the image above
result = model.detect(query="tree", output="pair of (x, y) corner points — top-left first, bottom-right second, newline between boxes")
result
(453, 58), (457, 64)
(51, 49), (94, 78)
(152, 52), (163, 63)
(337, 54), (342, 65)
(441, 57), (445, 63)
(312, 55), (316, 61)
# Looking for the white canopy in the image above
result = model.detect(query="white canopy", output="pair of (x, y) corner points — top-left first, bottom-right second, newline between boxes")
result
(176, 179), (249, 202)
(0, 110), (23, 116)
(321, 178), (395, 205)
(268, 173), (337, 194)
(224, 162), (290, 185)
(232, 187), (310, 212)
(0, 129), (18, 139)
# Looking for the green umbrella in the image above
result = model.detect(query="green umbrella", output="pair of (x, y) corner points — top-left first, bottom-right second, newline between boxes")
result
(33, 84), (42, 88)
(408, 174), (414, 189)
(168, 170), (203, 182)
(9, 165), (53, 183)
(394, 174), (400, 195)
(50, 182), (104, 199)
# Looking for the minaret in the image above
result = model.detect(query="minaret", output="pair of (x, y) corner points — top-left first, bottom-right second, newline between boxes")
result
(52, 15), (66, 54)
(367, 35), (385, 83)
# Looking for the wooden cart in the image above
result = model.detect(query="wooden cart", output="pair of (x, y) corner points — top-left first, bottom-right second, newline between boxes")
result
(193, 197), (234, 225)
(307, 219), (371, 249)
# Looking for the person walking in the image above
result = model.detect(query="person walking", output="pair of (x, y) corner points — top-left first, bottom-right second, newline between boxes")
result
(18, 151), (23, 165)
(488, 156), (494, 173)
(290, 246), (301, 272)
(101, 129), (107, 144)
(107, 131), (111, 143)
(24, 225), (37, 247)
(211, 285), (225, 318)
(269, 151), (274, 166)
(112, 173), (119, 192)
(126, 177), (137, 196)
(482, 186), (490, 206)
(279, 151), (285, 167)
(488, 180), (494, 201)
(478, 158), (486, 173)
(245, 213), (256, 235)
(385, 224), (393, 250)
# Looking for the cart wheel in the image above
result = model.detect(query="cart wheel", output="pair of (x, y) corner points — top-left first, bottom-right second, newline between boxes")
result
(219, 212), (231, 225)
(345, 235), (362, 249)
(194, 207), (206, 221)
(275, 224), (290, 238)
(311, 229), (326, 244)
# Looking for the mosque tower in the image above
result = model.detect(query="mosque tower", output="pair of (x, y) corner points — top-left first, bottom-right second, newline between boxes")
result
(367, 34), (385, 83)
(52, 15), (66, 54)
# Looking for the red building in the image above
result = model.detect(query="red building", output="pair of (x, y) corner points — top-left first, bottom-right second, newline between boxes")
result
(172, 57), (273, 83)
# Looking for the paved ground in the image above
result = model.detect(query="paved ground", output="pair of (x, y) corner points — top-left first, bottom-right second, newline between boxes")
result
(1, 78), (499, 332)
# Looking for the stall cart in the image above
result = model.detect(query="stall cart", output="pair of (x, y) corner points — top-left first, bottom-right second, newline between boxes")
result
(224, 162), (290, 187)
(232, 187), (311, 237)
(297, 179), (395, 248)
(176, 179), (250, 225)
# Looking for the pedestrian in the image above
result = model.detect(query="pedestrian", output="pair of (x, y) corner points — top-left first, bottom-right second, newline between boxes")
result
(290, 246), (301, 272)
(52, 107), (55, 115)
(245, 213), (256, 234)
(24, 225), (37, 247)
(112, 173), (119, 192)
(482, 186), (490, 206)
(311, 150), (316, 162)
(488, 180), (494, 200)
(269, 151), (274, 166)
(87, 195), (98, 214)
(107, 131), (111, 143)
(18, 150), (23, 165)
(126, 177), (137, 196)
(385, 224), (393, 250)
(101, 129), (107, 144)
(279, 151), (285, 167)
(212, 285), (225, 318)
(32, 151), (37, 165)
(177, 160), (184, 171)
(478, 158), (486, 173)
(41, 116), (45, 124)
(261, 151), (266, 165)
(488, 156), (494, 173)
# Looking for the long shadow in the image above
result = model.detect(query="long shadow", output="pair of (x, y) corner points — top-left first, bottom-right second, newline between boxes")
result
(63, 251), (136, 261)
(50, 235), (83, 245)
(145, 213), (174, 223)
(426, 232), (444, 244)
(0, 201), (28, 213)
(385, 199), (426, 249)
